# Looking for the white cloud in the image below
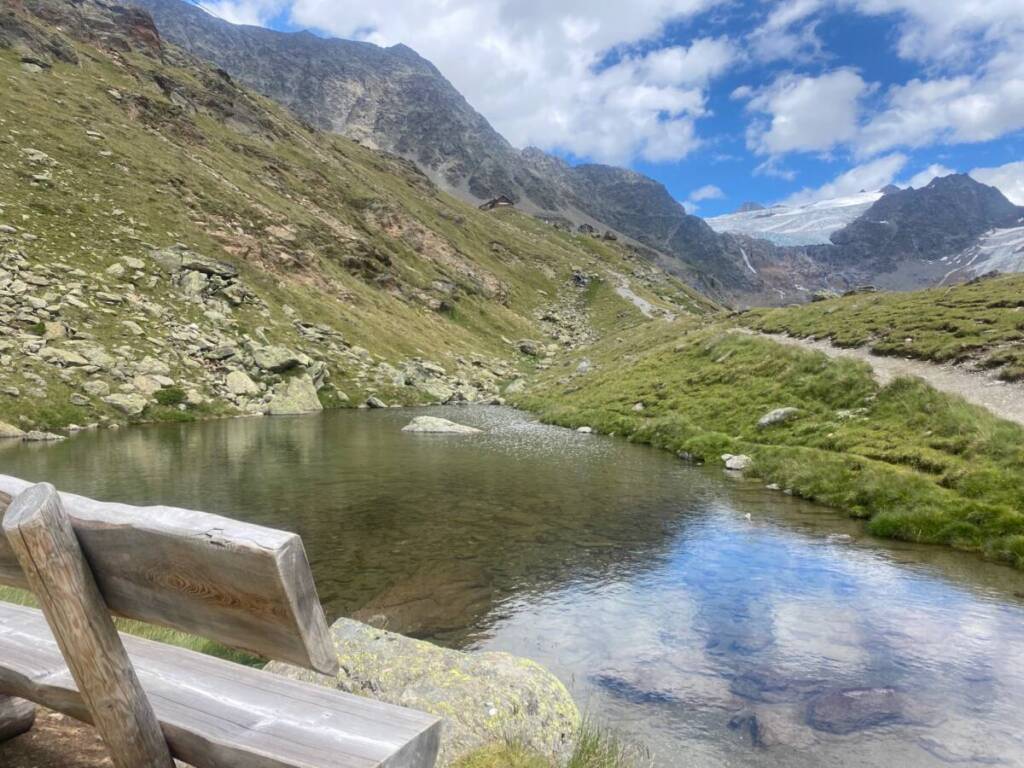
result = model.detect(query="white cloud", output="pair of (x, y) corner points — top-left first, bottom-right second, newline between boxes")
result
(902, 163), (955, 190)
(743, 69), (868, 156)
(783, 153), (908, 204)
(747, 0), (826, 63)
(971, 161), (1024, 205)
(222, 0), (730, 165)
(682, 184), (724, 214)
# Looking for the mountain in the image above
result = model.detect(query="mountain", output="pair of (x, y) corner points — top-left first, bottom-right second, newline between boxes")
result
(0, 0), (716, 433)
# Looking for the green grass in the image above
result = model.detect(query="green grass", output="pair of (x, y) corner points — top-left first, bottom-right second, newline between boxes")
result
(742, 275), (1024, 379)
(0, 585), (262, 666)
(518, 320), (1024, 568)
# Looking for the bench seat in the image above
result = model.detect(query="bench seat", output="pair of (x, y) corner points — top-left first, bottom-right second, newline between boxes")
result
(0, 602), (441, 768)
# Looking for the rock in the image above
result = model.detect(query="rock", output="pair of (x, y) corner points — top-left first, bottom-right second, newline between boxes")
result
(82, 380), (110, 398)
(69, 394), (89, 406)
(23, 430), (65, 442)
(136, 356), (170, 376)
(503, 379), (527, 395)
(266, 619), (580, 767)
(225, 370), (260, 396)
(253, 345), (303, 373)
(366, 396), (388, 409)
(39, 347), (89, 367)
(402, 416), (481, 434)
(576, 426), (593, 434)
(810, 290), (840, 302)
(185, 390), (206, 407)
(632, 402), (645, 412)
(132, 375), (165, 397)
(267, 375), (322, 416)
(103, 393), (148, 417)
(806, 688), (907, 734)
(757, 407), (801, 429)
(517, 340), (541, 357)
(0, 421), (25, 439)
(417, 379), (455, 403)
(722, 454), (753, 471)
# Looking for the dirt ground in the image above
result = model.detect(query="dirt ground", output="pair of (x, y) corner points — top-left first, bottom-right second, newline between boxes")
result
(2, 707), (113, 768)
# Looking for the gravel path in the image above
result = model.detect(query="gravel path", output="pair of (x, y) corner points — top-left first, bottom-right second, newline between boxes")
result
(743, 330), (1024, 427)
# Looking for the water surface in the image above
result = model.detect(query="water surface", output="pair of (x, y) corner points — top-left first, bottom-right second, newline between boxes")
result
(3, 407), (1023, 767)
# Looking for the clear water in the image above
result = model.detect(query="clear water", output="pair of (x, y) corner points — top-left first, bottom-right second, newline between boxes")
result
(3, 406), (1024, 767)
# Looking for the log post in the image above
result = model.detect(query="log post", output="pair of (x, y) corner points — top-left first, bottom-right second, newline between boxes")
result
(0, 695), (35, 743)
(2, 483), (174, 768)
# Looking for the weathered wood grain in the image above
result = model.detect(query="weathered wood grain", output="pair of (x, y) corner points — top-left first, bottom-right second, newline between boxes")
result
(0, 694), (35, 743)
(3, 483), (175, 768)
(0, 602), (442, 768)
(0, 475), (337, 675)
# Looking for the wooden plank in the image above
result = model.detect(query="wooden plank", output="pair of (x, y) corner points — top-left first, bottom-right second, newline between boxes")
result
(0, 602), (442, 768)
(3, 483), (175, 768)
(0, 475), (337, 675)
(0, 695), (35, 743)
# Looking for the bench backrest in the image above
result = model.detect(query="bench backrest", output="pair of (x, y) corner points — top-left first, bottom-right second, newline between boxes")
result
(0, 475), (338, 675)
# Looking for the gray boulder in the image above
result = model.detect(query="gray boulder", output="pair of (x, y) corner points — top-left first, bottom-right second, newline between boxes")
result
(266, 619), (580, 767)
(402, 416), (481, 434)
(267, 376), (322, 416)
(366, 396), (388, 409)
(23, 430), (65, 442)
(104, 393), (148, 417)
(757, 407), (801, 429)
(722, 454), (753, 471)
(253, 345), (304, 373)
(226, 370), (260, 396)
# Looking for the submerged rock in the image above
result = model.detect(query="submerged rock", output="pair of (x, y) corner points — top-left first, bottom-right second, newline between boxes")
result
(22, 430), (65, 442)
(806, 688), (907, 734)
(402, 416), (481, 434)
(267, 619), (580, 767)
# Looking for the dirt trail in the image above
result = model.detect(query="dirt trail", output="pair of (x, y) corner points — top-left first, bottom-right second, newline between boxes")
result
(741, 330), (1024, 427)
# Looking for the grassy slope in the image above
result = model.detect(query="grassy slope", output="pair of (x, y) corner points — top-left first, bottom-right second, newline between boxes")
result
(0, 22), (712, 430)
(518, 315), (1024, 570)
(742, 275), (1024, 380)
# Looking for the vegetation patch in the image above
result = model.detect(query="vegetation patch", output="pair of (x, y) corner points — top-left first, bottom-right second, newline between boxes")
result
(518, 319), (1024, 569)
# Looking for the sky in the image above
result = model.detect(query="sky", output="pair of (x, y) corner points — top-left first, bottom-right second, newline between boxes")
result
(195, 0), (1024, 218)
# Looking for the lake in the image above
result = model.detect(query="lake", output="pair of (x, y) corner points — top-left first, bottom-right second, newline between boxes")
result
(3, 406), (1023, 767)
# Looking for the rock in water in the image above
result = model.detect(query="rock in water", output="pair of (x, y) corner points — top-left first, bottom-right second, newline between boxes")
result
(22, 431), (66, 442)
(402, 416), (481, 434)
(366, 396), (388, 409)
(0, 422), (25, 439)
(267, 376), (322, 415)
(722, 453), (753, 471)
(806, 688), (907, 734)
(757, 407), (801, 429)
(267, 619), (580, 767)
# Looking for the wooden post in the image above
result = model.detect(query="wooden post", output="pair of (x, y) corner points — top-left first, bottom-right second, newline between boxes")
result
(0, 695), (35, 743)
(2, 483), (175, 768)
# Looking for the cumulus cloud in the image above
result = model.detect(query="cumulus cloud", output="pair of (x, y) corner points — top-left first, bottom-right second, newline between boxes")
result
(198, 0), (734, 164)
(747, 0), (826, 63)
(683, 184), (724, 213)
(783, 153), (907, 204)
(742, 69), (868, 156)
(971, 161), (1024, 205)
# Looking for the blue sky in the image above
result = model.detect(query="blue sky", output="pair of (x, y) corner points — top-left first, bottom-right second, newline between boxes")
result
(198, 0), (1024, 217)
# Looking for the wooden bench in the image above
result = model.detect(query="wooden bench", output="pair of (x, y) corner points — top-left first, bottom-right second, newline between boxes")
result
(0, 475), (441, 768)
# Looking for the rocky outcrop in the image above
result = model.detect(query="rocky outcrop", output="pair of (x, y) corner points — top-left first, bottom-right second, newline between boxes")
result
(0, 421), (25, 439)
(267, 619), (580, 767)
(757, 407), (800, 429)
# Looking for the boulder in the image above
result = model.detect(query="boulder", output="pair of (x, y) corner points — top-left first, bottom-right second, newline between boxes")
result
(267, 375), (322, 416)
(253, 345), (304, 373)
(504, 379), (527, 395)
(402, 416), (481, 434)
(132, 375), (164, 397)
(82, 380), (110, 398)
(39, 347), (89, 367)
(266, 619), (580, 767)
(0, 421), (25, 439)
(366, 396), (388, 409)
(757, 407), (801, 429)
(103, 393), (148, 417)
(722, 454), (753, 471)
(23, 430), (65, 442)
(136, 356), (171, 377)
(417, 379), (455, 403)
(576, 426), (593, 434)
(225, 370), (260, 396)
(806, 688), (907, 734)
(517, 340), (541, 357)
